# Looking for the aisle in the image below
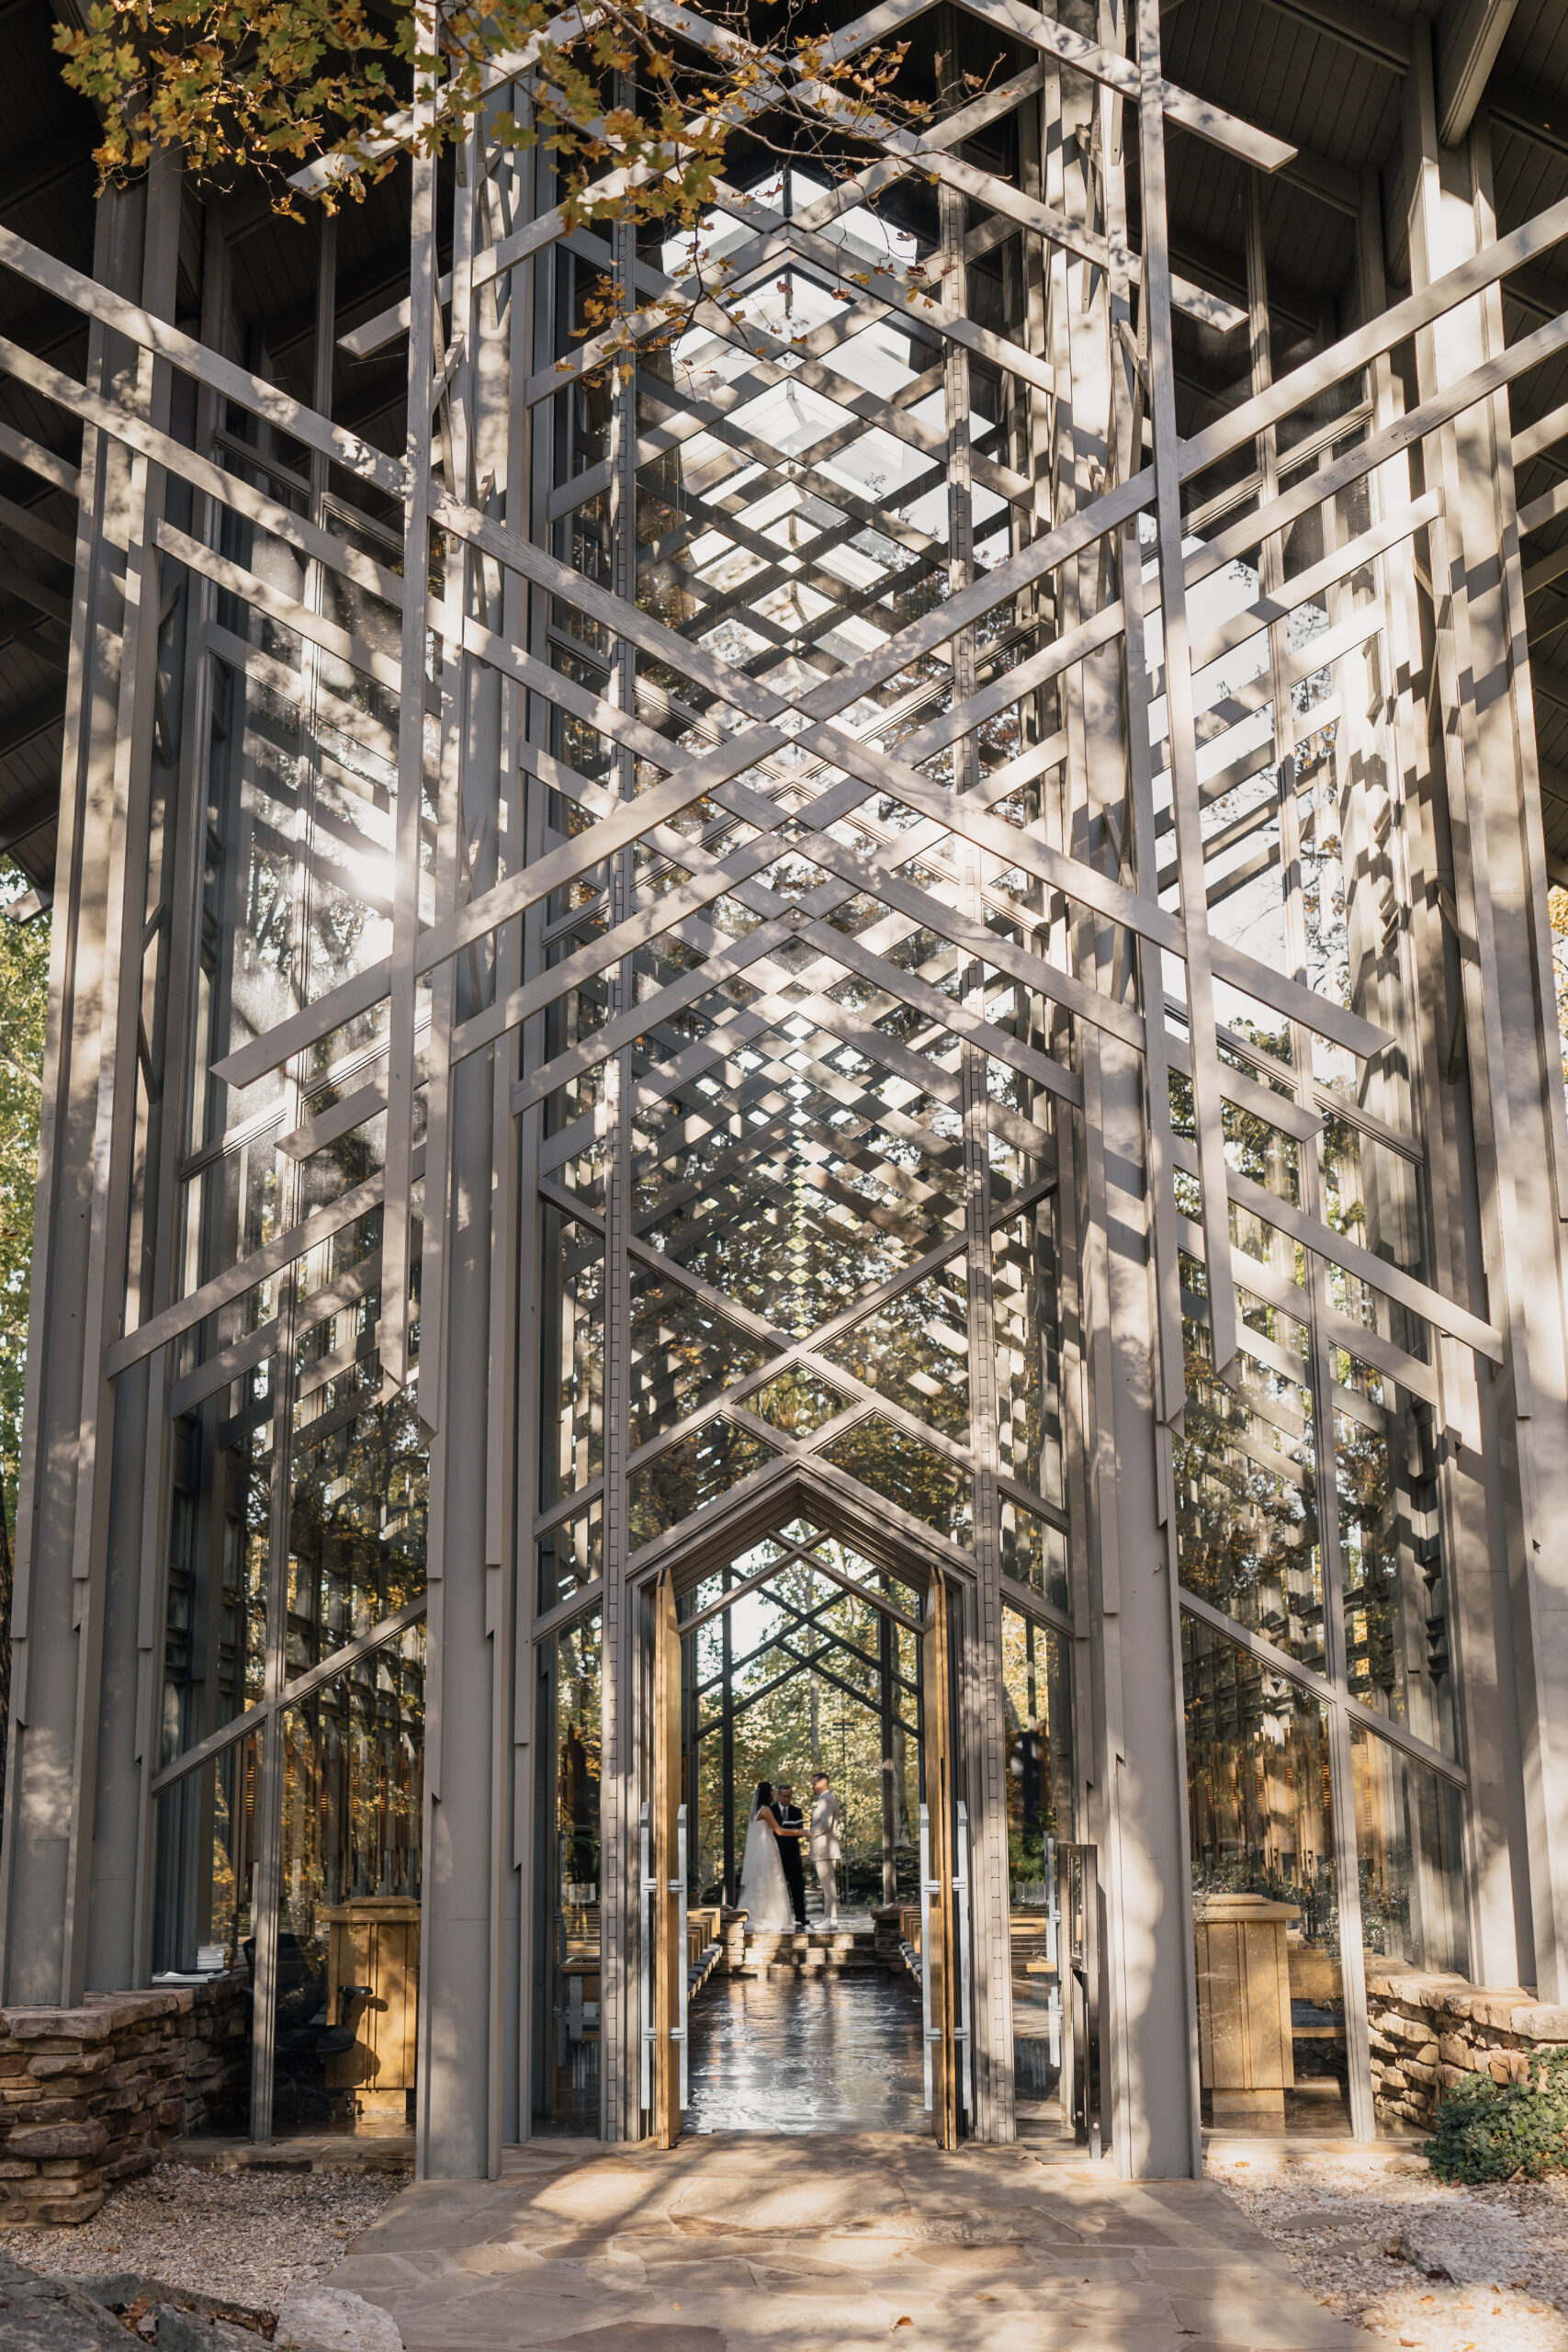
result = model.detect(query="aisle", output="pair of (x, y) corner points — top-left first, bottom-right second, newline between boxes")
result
(684, 1969), (925, 2133)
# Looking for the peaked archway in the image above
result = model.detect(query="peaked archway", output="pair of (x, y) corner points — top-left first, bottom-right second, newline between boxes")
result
(639, 1511), (964, 2148)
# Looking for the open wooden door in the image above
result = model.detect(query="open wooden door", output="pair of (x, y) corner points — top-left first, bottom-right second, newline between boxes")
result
(650, 1566), (686, 2148)
(920, 1562), (961, 2147)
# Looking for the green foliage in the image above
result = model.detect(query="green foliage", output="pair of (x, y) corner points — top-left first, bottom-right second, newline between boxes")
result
(0, 873), (48, 1532)
(1428, 2049), (1568, 2184)
(688, 1546), (920, 1895)
(52, 0), (931, 363)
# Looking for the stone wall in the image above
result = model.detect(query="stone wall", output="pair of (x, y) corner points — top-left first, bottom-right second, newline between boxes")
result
(0, 1979), (249, 2225)
(1366, 1963), (1568, 2132)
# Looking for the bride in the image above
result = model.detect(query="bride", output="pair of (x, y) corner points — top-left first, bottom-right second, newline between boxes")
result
(738, 1780), (796, 1931)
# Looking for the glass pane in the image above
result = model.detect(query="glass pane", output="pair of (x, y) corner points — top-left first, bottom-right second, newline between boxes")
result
(1182, 1613), (1349, 2134)
(160, 1393), (273, 1773)
(1349, 1721), (1469, 2137)
(1001, 1608), (1072, 2129)
(628, 1265), (774, 1443)
(749, 1366), (849, 1435)
(819, 1259), (970, 1441)
(151, 1730), (261, 2137)
(627, 1418), (777, 1550)
(538, 1496), (604, 1614)
(1178, 1284), (1325, 1674)
(1337, 1404), (1456, 1757)
(1349, 1719), (1469, 1981)
(993, 1202), (1065, 1514)
(268, 1626), (426, 2137)
(538, 1204), (604, 1517)
(185, 520), (422, 1299)
(535, 1607), (603, 2132)
(286, 1362), (428, 1679)
(820, 1417), (972, 1547)
(999, 1492), (1069, 1615)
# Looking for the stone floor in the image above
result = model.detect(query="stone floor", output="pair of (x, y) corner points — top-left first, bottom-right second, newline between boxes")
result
(685, 1970), (926, 2134)
(327, 2133), (1363, 2349)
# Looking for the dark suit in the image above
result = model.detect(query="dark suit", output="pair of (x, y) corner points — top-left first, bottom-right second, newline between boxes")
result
(773, 1801), (807, 1928)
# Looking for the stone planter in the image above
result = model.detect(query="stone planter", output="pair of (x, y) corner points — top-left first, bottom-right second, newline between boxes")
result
(0, 1980), (249, 2225)
(1364, 1965), (1556, 2132)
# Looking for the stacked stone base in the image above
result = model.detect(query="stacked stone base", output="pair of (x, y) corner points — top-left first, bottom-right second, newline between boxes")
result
(717, 1907), (749, 1973)
(872, 1906), (904, 1964)
(0, 1981), (248, 2225)
(1366, 1963), (1568, 2132)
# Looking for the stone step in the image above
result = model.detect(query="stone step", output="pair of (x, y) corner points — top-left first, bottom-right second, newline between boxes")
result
(740, 1949), (878, 1967)
(730, 1959), (891, 1982)
(741, 1930), (874, 1952)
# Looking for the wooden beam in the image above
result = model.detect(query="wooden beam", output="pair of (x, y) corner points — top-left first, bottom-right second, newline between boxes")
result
(202, 261), (1568, 1100)
(1437, 0), (1518, 148)
(950, 0), (1298, 170)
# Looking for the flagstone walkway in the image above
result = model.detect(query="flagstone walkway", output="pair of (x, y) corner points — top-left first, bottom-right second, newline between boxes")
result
(325, 2132), (1364, 2350)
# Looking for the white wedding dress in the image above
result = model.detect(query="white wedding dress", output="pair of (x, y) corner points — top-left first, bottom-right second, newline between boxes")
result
(738, 1799), (794, 1930)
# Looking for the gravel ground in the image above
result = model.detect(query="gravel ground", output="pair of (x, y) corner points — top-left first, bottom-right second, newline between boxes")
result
(0, 2161), (404, 2316)
(1213, 2147), (1568, 2351)
(18, 2143), (1568, 2348)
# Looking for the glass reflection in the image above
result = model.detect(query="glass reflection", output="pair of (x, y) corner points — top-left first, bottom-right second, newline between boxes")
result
(161, 1395), (271, 1770)
(538, 1204), (604, 1518)
(820, 1259), (970, 1441)
(268, 1628), (425, 2135)
(993, 1202), (1065, 1515)
(1182, 1615), (1348, 2134)
(1337, 1401), (1454, 1757)
(535, 1608), (603, 2133)
(1349, 1719), (1468, 1982)
(184, 508), (418, 1307)
(627, 1418), (777, 1550)
(1001, 1608), (1072, 2122)
(152, 1729), (262, 2137)
(820, 1417), (972, 1547)
(287, 1363), (427, 1677)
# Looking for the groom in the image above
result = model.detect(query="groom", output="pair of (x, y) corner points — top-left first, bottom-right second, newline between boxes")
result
(810, 1770), (840, 1928)
(773, 1784), (808, 1930)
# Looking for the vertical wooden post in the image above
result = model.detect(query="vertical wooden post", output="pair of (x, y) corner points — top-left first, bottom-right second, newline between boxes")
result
(922, 1563), (957, 2146)
(652, 1566), (682, 2147)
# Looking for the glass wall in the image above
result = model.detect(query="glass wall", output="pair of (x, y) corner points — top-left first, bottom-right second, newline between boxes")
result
(1349, 1718), (1469, 1984)
(533, 1606), (604, 2133)
(1001, 1605), (1072, 2123)
(267, 1634), (426, 2134)
(152, 1729), (263, 2135)
(1182, 1618), (1348, 2132)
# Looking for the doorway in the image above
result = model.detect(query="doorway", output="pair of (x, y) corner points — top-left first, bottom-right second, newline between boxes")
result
(640, 1519), (969, 2150)
(530, 1499), (1081, 2152)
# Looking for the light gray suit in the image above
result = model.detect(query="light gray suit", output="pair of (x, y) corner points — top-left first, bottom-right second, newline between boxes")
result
(810, 1784), (840, 1926)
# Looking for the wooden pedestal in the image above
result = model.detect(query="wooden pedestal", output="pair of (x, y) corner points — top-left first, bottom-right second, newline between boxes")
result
(323, 1895), (421, 2109)
(1195, 1893), (1299, 2122)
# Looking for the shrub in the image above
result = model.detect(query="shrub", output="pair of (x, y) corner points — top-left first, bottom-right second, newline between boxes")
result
(1428, 2049), (1568, 2183)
